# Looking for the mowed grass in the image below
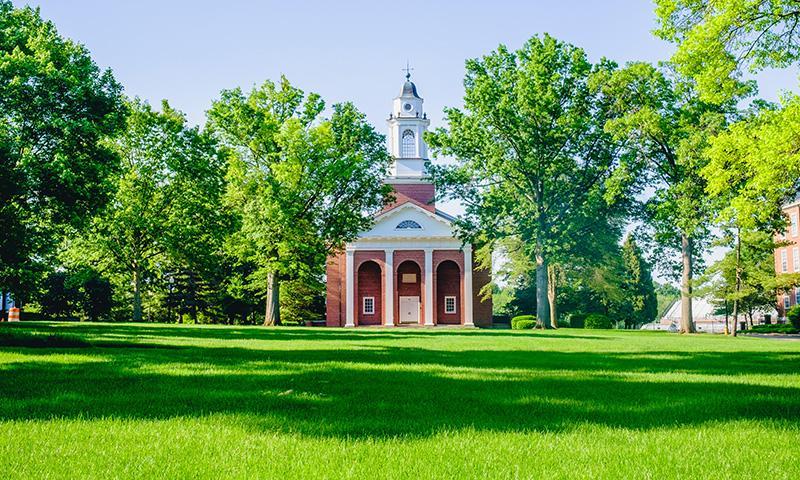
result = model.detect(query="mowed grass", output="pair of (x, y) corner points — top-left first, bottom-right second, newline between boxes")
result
(1, 323), (799, 479)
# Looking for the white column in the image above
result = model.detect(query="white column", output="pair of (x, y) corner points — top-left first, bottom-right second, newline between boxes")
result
(463, 245), (474, 327)
(345, 249), (355, 327)
(424, 248), (434, 326)
(384, 249), (394, 327)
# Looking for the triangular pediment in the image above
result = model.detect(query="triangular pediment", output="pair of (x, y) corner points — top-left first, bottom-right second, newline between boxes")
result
(360, 202), (455, 239)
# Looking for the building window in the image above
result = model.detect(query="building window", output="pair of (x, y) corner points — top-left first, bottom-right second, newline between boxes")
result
(362, 297), (375, 315)
(782, 250), (788, 272)
(794, 248), (799, 271)
(396, 220), (422, 229)
(792, 214), (798, 236)
(795, 288), (800, 305)
(784, 295), (791, 309)
(401, 129), (416, 158)
(444, 296), (457, 314)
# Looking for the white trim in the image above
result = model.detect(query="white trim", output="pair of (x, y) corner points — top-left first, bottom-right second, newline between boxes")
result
(362, 296), (375, 315)
(371, 202), (452, 227)
(345, 251), (355, 327)
(444, 296), (457, 314)
(424, 248), (434, 325)
(384, 249), (394, 327)
(463, 245), (474, 327)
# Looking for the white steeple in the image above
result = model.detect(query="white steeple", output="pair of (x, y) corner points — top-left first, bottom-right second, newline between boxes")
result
(387, 67), (431, 179)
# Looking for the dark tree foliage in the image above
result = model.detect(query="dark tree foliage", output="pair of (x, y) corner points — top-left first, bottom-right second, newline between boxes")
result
(0, 1), (126, 304)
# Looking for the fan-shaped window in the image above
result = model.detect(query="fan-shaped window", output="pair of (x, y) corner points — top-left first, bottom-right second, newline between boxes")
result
(396, 220), (422, 230)
(401, 129), (416, 158)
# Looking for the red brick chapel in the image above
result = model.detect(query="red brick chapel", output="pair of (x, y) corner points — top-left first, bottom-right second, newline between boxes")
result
(325, 74), (492, 327)
(326, 75), (492, 327)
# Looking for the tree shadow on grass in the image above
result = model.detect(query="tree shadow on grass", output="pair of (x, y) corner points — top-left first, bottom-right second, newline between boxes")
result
(1, 339), (799, 439)
(3, 322), (613, 342)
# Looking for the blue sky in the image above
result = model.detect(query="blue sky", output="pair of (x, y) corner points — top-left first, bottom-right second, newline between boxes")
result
(21, 0), (798, 129)
(18, 0), (800, 282)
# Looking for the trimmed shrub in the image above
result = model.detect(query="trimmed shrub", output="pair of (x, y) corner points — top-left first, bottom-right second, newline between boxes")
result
(557, 319), (571, 328)
(787, 305), (800, 329)
(584, 313), (613, 329)
(745, 324), (799, 334)
(511, 315), (537, 330)
(569, 313), (587, 328)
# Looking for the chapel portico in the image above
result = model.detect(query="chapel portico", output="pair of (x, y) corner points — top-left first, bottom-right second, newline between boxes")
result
(325, 72), (491, 327)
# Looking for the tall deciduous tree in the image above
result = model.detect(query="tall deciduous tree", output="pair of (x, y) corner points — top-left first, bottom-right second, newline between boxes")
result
(655, 0), (799, 104)
(702, 98), (800, 333)
(0, 1), (126, 304)
(68, 100), (227, 321)
(427, 35), (633, 328)
(207, 77), (392, 326)
(599, 62), (739, 333)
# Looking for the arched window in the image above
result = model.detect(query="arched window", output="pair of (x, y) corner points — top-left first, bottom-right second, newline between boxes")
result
(396, 220), (422, 229)
(401, 129), (416, 158)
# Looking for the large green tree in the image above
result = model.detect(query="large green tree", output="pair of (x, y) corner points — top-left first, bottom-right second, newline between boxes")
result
(655, 0), (800, 104)
(67, 100), (227, 321)
(702, 99), (800, 333)
(599, 62), (739, 333)
(0, 1), (126, 304)
(206, 77), (392, 326)
(427, 34), (633, 328)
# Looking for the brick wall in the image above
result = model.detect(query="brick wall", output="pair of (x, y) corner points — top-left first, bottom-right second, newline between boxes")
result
(776, 203), (800, 317)
(357, 260), (383, 325)
(354, 251), (386, 326)
(472, 249), (493, 327)
(436, 260), (461, 324)
(386, 182), (436, 212)
(325, 253), (345, 327)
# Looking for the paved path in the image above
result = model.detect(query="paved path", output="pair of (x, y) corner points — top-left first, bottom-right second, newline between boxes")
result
(745, 334), (800, 341)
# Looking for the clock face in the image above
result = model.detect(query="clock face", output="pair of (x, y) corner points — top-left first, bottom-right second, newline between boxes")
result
(403, 103), (413, 111)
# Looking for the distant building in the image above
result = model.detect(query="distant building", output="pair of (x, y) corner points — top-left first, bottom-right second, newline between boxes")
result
(656, 296), (777, 333)
(324, 73), (492, 327)
(774, 199), (800, 318)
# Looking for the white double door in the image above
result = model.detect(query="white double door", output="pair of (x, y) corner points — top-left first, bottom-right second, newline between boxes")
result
(398, 296), (420, 324)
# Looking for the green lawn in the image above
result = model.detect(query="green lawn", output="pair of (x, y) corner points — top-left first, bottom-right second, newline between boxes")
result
(1, 323), (799, 479)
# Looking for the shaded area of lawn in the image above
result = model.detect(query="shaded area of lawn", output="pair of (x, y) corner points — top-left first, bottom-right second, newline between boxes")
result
(1, 322), (799, 439)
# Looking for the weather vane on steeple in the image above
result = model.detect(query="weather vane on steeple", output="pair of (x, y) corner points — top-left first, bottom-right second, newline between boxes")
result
(403, 60), (414, 80)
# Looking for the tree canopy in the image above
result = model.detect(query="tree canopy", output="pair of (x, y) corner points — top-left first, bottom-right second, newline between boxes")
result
(427, 34), (634, 328)
(0, 0), (126, 303)
(207, 77), (393, 325)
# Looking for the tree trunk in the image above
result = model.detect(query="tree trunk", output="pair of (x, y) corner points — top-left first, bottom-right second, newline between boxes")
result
(723, 300), (729, 335)
(547, 264), (558, 328)
(535, 249), (551, 329)
(680, 234), (696, 333)
(732, 230), (741, 337)
(264, 272), (281, 326)
(133, 267), (143, 322)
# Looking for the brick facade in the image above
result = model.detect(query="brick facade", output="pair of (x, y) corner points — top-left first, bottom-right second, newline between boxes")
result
(775, 203), (800, 317)
(472, 252), (493, 327)
(325, 246), (493, 327)
(325, 252), (345, 327)
(385, 182), (436, 212)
